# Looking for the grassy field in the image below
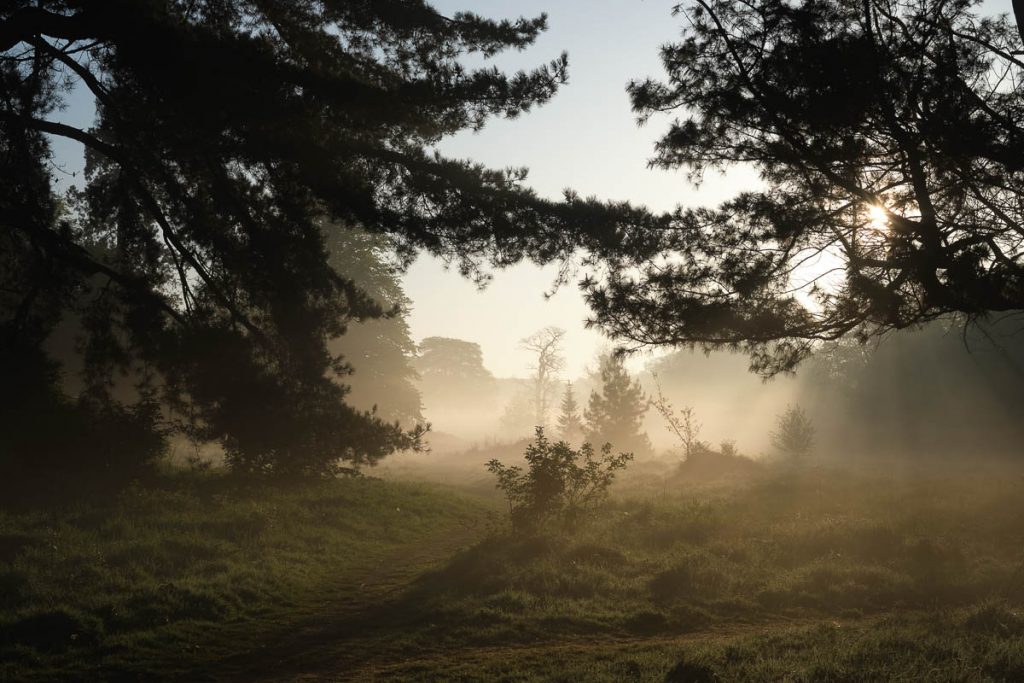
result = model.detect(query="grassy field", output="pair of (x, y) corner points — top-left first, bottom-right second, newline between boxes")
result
(4, 458), (1024, 681)
(0, 473), (486, 682)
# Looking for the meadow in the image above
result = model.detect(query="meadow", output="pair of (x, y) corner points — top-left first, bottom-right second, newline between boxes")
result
(3, 456), (1024, 681)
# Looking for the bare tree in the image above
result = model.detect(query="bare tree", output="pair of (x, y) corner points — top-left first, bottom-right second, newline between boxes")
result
(650, 373), (702, 461)
(521, 327), (566, 429)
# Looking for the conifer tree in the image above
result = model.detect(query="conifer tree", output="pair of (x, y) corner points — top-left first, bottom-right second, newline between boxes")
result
(556, 381), (584, 444)
(325, 226), (423, 427)
(0, 0), (601, 475)
(586, 0), (1024, 375)
(771, 406), (815, 459)
(584, 354), (651, 455)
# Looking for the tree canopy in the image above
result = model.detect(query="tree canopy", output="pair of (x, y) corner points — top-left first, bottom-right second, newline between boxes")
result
(0, 0), (604, 474)
(415, 336), (494, 383)
(584, 0), (1024, 374)
(325, 226), (422, 427)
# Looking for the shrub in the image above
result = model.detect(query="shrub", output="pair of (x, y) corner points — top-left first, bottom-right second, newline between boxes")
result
(771, 405), (815, 459)
(486, 427), (632, 532)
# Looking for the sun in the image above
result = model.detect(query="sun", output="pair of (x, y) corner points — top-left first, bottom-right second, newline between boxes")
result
(866, 204), (889, 231)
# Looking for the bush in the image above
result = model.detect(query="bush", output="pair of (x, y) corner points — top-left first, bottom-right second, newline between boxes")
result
(486, 427), (632, 532)
(771, 405), (815, 459)
(0, 347), (167, 491)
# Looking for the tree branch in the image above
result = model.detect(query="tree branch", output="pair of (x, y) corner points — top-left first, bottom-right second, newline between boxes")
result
(0, 7), (103, 52)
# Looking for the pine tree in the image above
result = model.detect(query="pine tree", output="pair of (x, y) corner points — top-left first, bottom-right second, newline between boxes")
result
(556, 382), (584, 444)
(1, 1), (582, 475)
(325, 226), (423, 427)
(585, 0), (1024, 376)
(584, 354), (651, 455)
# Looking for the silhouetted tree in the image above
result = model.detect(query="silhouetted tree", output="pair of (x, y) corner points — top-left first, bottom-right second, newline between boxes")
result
(416, 337), (493, 382)
(556, 381), (584, 443)
(521, 326), (565, 428)
(415, 336), (496, 412)
(586, 0), (1024, 375)
(325, 226), (422, 426)
(584, 353), (651, 455)
(1, 1), (588, 475)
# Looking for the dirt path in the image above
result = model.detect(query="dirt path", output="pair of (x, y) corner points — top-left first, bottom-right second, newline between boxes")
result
(207, 511), (890, 683)
(214, 522), (886, 683)
(211, 517), (490, 683)
(339, 614), (883, 682)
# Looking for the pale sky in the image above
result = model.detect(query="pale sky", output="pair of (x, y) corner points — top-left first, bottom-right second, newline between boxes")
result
(46, 0), (1017, 379)
(409, 0), (756, 377)
(411, 0), (1016, 377)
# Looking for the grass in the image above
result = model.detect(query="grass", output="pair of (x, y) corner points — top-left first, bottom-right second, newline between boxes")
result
(4, 458), (1024, 681)
(366, 605), (1024, 681)
(332, 461), (1024, 680)
(0, 471), (486, 682)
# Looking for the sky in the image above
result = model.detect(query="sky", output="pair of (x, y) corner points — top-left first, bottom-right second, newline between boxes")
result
(46, 0), (1017, 379)
(407, 0), (750, 377)
(409, 0), (1016, 378)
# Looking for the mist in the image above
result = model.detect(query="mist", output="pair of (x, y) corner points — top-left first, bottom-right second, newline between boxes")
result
(7, 0), (1024, 681)
(382, 315), (1024, 471)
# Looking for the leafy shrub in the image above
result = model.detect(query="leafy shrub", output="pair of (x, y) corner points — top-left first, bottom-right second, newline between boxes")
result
(0, 345), (167, 489)
(771, 405), (815, 459)
(487, 427), (632, 532)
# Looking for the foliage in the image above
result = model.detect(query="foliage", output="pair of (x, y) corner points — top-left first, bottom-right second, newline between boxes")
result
(0, 0), (588, 475)
(798, 317), (1024, 457)
(584, 353), (652, 455)
(584, 0), (1024, 375)
(556, 381), (585, 443)
(325, 225), (423, 426)
(650, 373), (702, 460)
(771, 405), (816, 458)
(0, 345), (166, 482)
(486, 427), (632, 532)
(416, 337), (494, 382)
(415, 336), (497, 415)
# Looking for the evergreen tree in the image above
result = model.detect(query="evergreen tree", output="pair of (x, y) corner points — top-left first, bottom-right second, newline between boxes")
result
(556, 381), (584, 444)
(325, 226), (423, 427)
(0, 1), (589, 475)
(585, 0), (1024, 375)
(584, 354), (651, 455)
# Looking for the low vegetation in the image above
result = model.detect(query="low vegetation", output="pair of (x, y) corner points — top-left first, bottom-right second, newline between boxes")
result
(487, 427), (633, 532)
(347, 462), (1024, 680)
(0, 473), (484, 682)
(6, 440), (1024, 679)
(5, 451), (1024, 681)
